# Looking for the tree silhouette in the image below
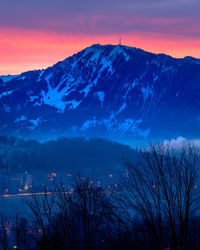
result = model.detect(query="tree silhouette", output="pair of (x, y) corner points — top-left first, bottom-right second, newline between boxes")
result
(115, 143), (200, 250)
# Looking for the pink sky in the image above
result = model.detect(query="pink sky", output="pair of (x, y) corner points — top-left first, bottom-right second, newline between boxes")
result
(0, 0), (200, 75)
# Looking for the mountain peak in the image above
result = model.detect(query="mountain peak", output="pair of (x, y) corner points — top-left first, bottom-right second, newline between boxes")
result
(0, 43), (200, 142)
(184, 56), (200, 64)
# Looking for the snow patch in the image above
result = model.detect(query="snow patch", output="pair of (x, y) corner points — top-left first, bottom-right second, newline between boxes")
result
(81, 117), (101, 131)
(37, 70), (45, 82)
(80, 84), (92, 97)
(28, 117), (41, 130)
(161, 66), (174, 73)
(137, 128), (150, 137)
(41, 86), (66, 112)
(38, 73), (83, 112)
(83, 45), (103, 61)
(154, 76), (158, 82)
(3, 104), (10, 112)
(118, 103), (126, 113)
(123, 80), (138, 99)
(110, 46), (130, 62)
(0, 75), (19, 83)
(141, 87), (154, 102)
(95, 91), (105, 106)
(29, 96), (39, 102)
(0, 90), (14, 99)
(66, 100), (81, 110)
(100, 57), (113, 74)
(117, 119), (142, 134)
(45, 73), (53, 83)
(15, 115), (27, 123)
(17, 76), (26, 81)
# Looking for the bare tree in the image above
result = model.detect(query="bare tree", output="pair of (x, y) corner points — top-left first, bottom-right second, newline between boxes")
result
(0, 216), (11, 250)
(13, 215), (32, 250)
(70, 176), (116, 250)
(115, 143), (200, 250)
(26, 187), (57, 249)
(24, 176), (117, 250)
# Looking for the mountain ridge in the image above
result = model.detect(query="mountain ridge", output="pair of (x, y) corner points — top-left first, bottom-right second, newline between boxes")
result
(1, 43), (200, 79)
(0, 44), (200, 144)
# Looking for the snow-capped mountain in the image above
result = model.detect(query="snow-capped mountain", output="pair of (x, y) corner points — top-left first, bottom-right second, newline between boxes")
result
(0, 44), (200, 142)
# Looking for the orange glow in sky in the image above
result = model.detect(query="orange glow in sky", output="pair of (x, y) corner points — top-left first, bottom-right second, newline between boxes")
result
(0, 0), (200, 75)
(1, 28), (199, 75)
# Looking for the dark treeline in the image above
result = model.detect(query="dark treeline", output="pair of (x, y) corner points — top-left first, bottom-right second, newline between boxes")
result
(0, 136), (135, 174)
(1, 144), (200, 250)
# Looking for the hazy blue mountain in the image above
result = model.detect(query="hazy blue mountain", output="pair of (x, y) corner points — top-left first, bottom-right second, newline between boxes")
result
(0, 44), (200, 143)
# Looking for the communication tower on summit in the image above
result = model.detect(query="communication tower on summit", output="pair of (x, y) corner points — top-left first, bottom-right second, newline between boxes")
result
(119, 36), (121, 45)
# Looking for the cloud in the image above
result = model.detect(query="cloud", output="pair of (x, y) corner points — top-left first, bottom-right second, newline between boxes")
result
(163, 136), (200, 149)
(0, 0), (199, 38)
(0, 0), (199, 74)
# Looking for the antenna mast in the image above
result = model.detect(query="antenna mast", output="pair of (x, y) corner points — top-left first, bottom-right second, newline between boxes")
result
(119, 36), (121, 45)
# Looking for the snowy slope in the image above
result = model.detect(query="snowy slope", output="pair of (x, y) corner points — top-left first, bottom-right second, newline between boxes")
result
(0, 75), (19, 83)
(0, 44), (200, 142)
